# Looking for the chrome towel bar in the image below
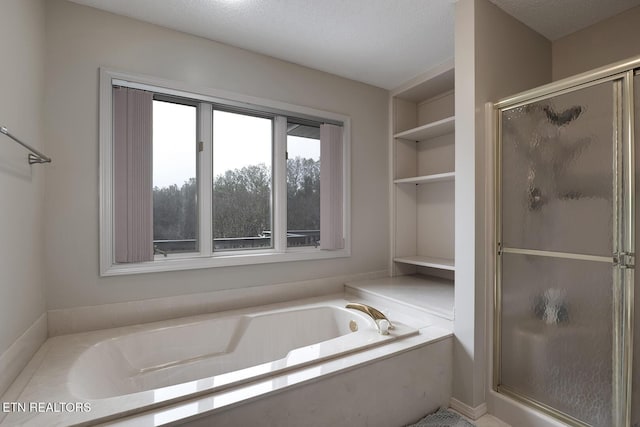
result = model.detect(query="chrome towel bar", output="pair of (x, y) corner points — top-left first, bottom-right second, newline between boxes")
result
(1, 125), (51, 165)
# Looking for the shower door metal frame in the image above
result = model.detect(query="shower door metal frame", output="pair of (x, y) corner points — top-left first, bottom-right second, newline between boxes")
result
(493, 57), (638, 427)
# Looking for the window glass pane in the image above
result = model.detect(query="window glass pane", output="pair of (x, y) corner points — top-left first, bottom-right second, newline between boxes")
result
(213, 110), (273, 250)
(287, 122), (320, 248)
(152, 100), (198, 255)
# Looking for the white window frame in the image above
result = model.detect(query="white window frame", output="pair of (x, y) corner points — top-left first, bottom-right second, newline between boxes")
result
(99, 68), (351, 276)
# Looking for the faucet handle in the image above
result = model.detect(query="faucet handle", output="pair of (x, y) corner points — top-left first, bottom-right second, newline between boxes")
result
(378, 319), (391, 335)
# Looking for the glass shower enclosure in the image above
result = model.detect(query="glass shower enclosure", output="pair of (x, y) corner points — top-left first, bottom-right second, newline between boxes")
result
(494, 63), (639, 427)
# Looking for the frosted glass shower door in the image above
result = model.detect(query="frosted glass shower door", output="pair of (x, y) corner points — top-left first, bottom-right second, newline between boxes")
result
(498, 80), (620, 427)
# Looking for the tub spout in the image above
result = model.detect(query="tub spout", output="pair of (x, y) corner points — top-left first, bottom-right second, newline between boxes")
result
(346, 303), (394, 335)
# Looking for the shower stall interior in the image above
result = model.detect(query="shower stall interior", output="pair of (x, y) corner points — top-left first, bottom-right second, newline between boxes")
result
(494, 60), (640, 427)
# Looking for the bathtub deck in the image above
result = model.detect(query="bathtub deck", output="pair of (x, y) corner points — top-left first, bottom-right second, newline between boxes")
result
(345, 274), (454, 324)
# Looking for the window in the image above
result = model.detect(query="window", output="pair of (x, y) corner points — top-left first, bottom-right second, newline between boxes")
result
(286, 121), (320, 248)
(152, 99), (198, 255)
(100, 69), (350, 275)
(213, 110), (273, 251)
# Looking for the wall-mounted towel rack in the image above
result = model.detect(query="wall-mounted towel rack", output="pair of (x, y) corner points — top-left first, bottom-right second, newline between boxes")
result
(1, 125), (51, 164)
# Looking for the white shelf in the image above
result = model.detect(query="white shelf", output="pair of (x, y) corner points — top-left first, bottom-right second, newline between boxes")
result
(394, 172), (454, 185)
(394, 116), (455, 141)
(345, 274), (454, 320)
(393, 256), (455, 271)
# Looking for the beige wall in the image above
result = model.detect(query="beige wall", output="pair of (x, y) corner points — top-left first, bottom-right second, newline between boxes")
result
(0, 0), (47, 356)
(553, 5), (640, 80)
(455, 0), (551, 408)
(43, 0), (389, 310)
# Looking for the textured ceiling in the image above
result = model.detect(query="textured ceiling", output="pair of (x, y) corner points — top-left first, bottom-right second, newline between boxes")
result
(67, 0), (455, 90)
(67, 0), (640, 89)
(489, 0), (640, 40)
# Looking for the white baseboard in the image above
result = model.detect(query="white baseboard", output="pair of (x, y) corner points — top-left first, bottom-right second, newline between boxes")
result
(450, 397), (488, 420)
(48, 270), (388, 336)
(0, 312), (47, 398)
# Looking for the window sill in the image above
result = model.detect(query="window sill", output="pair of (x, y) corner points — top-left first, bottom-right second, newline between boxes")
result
(100, 248), (350, 277)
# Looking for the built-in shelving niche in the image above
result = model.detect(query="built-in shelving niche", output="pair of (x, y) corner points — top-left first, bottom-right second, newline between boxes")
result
(346, 62), (455, 322)
(389, 60), (455, 298)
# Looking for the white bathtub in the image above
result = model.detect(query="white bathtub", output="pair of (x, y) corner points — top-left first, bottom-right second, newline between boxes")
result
(1, 295), (452, 426)
(69, 304), (417, 400)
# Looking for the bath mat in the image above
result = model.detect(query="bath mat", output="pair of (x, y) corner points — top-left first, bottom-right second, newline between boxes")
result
(406, 408), (476, 427)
